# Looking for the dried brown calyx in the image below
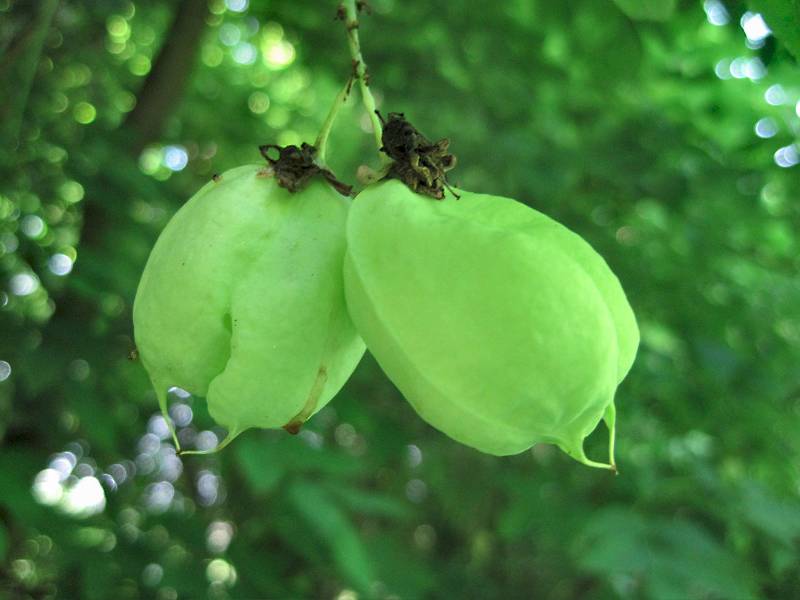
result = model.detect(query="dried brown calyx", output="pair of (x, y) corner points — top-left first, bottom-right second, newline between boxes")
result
(377, 111), (458, 200)
(258, 142), (352, 196)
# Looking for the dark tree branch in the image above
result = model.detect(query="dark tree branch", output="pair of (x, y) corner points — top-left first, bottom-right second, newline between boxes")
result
(124, 0), (209, 153)
(0, 0), (59, 152)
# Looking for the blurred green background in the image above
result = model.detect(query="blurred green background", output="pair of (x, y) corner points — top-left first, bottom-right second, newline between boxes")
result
(1, 0), (800, 598)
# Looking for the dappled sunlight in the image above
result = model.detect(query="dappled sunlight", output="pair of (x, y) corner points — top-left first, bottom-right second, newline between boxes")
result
(2, 0), (800, 597)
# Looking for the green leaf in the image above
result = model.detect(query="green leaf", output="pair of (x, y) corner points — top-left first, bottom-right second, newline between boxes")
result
(234, 432), (366, 495)
(328, 486), (414, 520)
(286, 480), (376, 594)
(575, 507), (759, 599)
(738, 482), (800, 547)
(234, 434), (286, 495)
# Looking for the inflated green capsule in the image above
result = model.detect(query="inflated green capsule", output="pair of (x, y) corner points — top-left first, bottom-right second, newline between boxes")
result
(344, 179), (638, 469)
(133, 157), (365, 450)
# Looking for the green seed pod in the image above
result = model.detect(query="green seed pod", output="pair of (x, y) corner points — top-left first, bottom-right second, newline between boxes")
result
(133, 159), (365, 449)
(344, 180), (638, 469)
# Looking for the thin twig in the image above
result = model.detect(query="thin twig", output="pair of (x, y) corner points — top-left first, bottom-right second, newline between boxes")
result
(314, 77), (353, 165)
(339, 0), (387, 159)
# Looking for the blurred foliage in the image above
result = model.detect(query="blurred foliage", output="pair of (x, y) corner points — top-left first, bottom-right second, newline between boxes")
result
(1, 0), (800, 598)
(749, 0), (800, 59)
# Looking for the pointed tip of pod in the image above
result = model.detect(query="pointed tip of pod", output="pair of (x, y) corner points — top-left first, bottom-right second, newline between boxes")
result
(563, 446), (618, 473)
(558, 401), (618, 473)
(604, 401), (617, 469)
(571, 452), (618, 473)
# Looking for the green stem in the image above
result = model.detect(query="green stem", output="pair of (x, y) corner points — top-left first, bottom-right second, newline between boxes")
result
(340, 0), (386, 157)
(314, 78), (352, 166)
(156, 386), (181, 452)
(283, 364), (329, 433)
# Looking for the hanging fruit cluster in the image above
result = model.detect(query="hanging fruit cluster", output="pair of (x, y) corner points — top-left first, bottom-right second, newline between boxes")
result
(132, 0), (639, 470)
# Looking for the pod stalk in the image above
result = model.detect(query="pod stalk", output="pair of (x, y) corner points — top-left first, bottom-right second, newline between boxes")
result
(156, 387), (181, 452)
(315, 78), (353, 166)
(337, 0), (388, 161)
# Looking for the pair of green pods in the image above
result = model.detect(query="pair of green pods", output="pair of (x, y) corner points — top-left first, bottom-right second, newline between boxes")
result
(133, 162), (638, 468)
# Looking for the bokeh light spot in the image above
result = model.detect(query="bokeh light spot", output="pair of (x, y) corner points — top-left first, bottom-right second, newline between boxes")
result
(21, 215), (45, 239)
(106, 15), (131, 40)
(261, 33), (295, 70)
(703, 0), (729, 26)
(206, 558), (236, 585)
(48, 253), (74, 276)
(142, 563), (164, 587)
(73, 102), (96, 124)
(219, 24), (241, 47)
(139, 146), (162, 175)
(225, 0), (248, 13)
(60, 181), (84, 204)
(774, 145), (799, 168)
(740, 12), (771, 43)
(248, 91), (270, 114)
(10, 273), (39, 296)
(206, 521), (234, 554)
(754, 117), (777, 139)
(0, 360), (11, 382)
(163, 145), (189, 171)
(129, 55), (152, 76)
(233, 42), (258, 65)
(202, 44), (224, 67)
(764, 84), (787, 106)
